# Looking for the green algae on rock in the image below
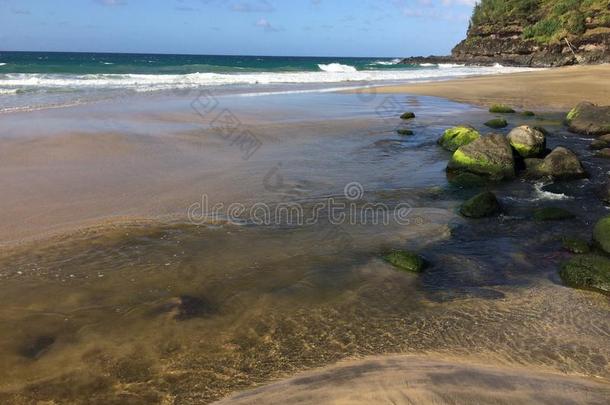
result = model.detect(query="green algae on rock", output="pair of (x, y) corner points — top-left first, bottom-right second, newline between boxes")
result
(397, 129), (414, 136)
(484, 118), (508, 129)
(400, 112), (416, 120)
(383, 251), (426, 273)
(447, 172), (487, 188)
(560, 254), (610, 294)
(507, 125), (546, 158)
(489, 104), (516, 114)
(593, 215), (610, 254)
(438, 126), (480, 152)
(533, 207), (576, 221)
(522, 111), (536, 117)
(566, 102), (610, 136)
(460, 191), (501, 218)
(562, 237), (591, 254)
(447, 134), (515, 181)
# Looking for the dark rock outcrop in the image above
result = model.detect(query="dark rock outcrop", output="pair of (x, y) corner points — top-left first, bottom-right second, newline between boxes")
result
(527, 146), (587, 180)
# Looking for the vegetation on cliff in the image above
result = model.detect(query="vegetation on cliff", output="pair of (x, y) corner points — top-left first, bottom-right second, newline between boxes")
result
(471, 0), (610, 44)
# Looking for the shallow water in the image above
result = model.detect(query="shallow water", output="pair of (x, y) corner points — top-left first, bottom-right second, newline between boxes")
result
(0, 92), (608, 403)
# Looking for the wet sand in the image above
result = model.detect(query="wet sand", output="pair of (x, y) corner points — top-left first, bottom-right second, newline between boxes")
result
(0, 90), (609, 404)
(217, 355), (610, 404)
(365, 64), (610, 110)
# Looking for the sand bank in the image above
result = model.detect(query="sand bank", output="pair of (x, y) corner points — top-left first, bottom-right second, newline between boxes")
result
(216, 355), (609, 404)
(365, 64), (610, 110)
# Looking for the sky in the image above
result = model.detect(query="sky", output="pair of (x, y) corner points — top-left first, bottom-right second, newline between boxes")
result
(0, 0), (478, 57)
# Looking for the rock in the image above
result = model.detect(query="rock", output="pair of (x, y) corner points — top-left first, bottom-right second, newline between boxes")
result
(529, 147), (586, 180)
(397, 129), (414, 136)
(590, 134), (610, 150)
(489, 104), (515, 113)
(562, 237), (590, 254)
(460, 191), (501, 218)
(595, 148), (610, 159)
(19, 335), (56, 359)
(438, 126), (480, 152)
(447, 134), (515, 181)
(154, 295), (215, 320)
(560, 254), (610, 294)
(484, 118), (508, 129)
(507, 125), (546, 158)
(602, 182), (610, 206)
(400, 112), (415, 120)
(384, 251), (426, 273)
(593, 215), (610, 254)
(566, 102), (610, 136)
(522, 111), (536, 117)
(533, 207), (575, 221)
(447, 172), (487, 188)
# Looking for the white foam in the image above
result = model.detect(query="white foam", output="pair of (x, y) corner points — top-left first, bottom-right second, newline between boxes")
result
(0, 63), (6, 67)
(533, 182), (573, 201)
(370, 58), (402, 66)
(0, 88), (18, 95)
(0, 65), (538, 94)
(317, 63), (358, 73)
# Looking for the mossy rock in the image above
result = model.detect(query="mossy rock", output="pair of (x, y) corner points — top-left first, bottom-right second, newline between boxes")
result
(400, 112), (416, 120)
(507, 125), (546, 158)
(447, 172), (487, 188)
(447, 134), (515, 181)
(562, 237), (590, 254)
(533, 207), (575, 221)
(489, 104), (516, 114)
(438, 126), (480, 152)
(560, 254), (610, 294)
(593, 215), (610, 254)
(484, 118), (508, 129)
(566, 102), (610, 136)
(397, 129), (414, 136)
(460, 191), (501, 218)
(522, 111), (536, 117)
(384, 251), (426, 273)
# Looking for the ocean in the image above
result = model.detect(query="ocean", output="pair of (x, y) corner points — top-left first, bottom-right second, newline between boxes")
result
(0, 51), (534, 112)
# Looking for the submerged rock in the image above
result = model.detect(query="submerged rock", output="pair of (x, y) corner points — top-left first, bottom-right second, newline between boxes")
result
(528, 147), (586, 180)
(595, 148), (610, 159)
(566, 102), (610, 136)
(489, 104), (515, 114)
(484, 118), (508, 129)
(154, 295), (215, 321)
(384, 251), (426, 273)
(533, 207), (575, 221)
(590, 134), (610, 150)
(593, 215), (610, 254)
(447, 172), (487, 188)
(460, 191), (501, 218)
(560, 254), (610, 294)
(562, 237), (591, 254)
(447, 134), (515, 181)
(507, 125), (546, 158)
(522, 111), (536, 117)
(397, 129), (414, 136)
(438, 126), (480, 152)
(19, 335), (55, 359)
(400, 112), (415, 120)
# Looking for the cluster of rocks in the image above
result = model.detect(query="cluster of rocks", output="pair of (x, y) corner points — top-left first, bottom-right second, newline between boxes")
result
(385, 102), (610, 294)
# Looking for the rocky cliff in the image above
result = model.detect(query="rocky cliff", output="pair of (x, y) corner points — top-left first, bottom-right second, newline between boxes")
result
(405, 0), (610, 67)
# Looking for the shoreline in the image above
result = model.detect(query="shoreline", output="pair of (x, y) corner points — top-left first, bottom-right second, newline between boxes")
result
(355, 64), (610, 110)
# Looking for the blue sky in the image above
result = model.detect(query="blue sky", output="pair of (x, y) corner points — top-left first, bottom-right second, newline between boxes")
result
(0, 0), (477, 57)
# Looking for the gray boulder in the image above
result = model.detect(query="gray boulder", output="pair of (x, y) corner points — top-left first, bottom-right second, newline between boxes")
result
(507, 125), (546, 158)
(528, 147), (587, 180)
(566, 102), (610, 136)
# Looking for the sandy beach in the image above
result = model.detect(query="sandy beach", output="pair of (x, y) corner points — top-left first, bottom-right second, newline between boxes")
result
(0, 66), (609, 404)
(365, 64), (610, 110)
